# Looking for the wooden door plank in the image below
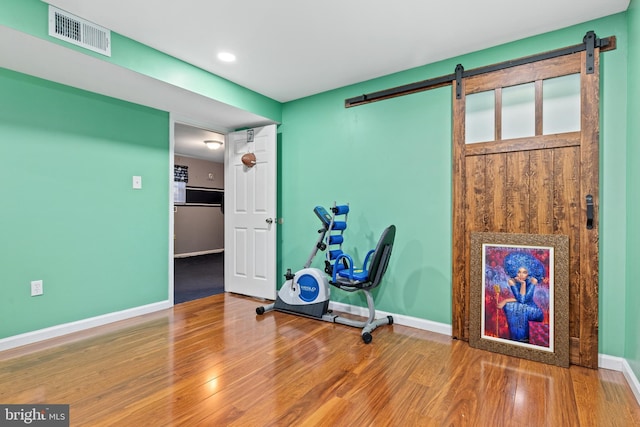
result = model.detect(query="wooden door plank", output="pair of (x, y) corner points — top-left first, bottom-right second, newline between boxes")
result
(535, 80), (544, 136)
(465, 54), (581, 94)
(505, 151), (530, 233)
(465, 132), (580, 156)
(553, 146), (582, 364)
(529, 149), (554, 235)
(486, 154), (507, 232)
(578, 50), (600, 369)
(463, 155), (486, 339)
(451, 79), (467, 340)
(466, 156), (487, 233)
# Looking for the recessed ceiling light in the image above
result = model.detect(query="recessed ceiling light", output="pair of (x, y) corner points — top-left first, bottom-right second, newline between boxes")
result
(217, 52), (236, 62)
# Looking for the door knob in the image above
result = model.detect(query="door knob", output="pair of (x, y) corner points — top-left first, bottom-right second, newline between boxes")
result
(265, 218), (274, 224)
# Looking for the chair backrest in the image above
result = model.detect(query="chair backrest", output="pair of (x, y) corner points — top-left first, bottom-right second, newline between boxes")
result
(366, 225), (396, 289)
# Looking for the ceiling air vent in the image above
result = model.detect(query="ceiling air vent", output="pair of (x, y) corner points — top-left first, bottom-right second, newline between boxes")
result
(48, 6), (111, 57)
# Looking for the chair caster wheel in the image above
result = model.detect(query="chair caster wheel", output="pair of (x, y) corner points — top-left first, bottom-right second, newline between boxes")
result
(362, 332), (372, 344)
(256, 307), (265, 315)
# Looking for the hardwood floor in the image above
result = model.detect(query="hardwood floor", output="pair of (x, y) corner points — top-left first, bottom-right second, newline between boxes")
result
(1, 293), (639, 426)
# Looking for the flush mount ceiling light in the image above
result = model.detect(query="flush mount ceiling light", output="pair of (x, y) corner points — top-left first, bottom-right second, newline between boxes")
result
(217, 51), (236, 62)
(205, 140), (223, 150)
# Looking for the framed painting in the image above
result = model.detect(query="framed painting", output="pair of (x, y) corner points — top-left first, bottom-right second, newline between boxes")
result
(469, 232), (569, 367)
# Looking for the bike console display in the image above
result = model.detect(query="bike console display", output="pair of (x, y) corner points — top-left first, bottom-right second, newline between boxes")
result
(313, 206), (332, 228)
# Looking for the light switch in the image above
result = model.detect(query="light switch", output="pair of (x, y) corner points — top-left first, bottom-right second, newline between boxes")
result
(133, 176), (142, 189)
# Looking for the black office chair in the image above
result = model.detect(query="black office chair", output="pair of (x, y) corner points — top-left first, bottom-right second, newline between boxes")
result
(328, 224), (396, 343)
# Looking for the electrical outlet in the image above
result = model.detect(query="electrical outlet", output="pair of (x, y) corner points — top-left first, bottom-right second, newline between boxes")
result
(31, 280), (43, 296)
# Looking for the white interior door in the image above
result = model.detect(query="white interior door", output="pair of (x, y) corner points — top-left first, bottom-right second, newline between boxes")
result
(224, 124), (277, 300)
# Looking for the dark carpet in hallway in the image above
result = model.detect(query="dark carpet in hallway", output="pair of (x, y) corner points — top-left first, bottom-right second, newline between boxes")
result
(174, 252), (224, 304)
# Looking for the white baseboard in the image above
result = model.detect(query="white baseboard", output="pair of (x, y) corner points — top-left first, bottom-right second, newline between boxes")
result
(600, 354), (640, 406)
(599, 353), (625, 371)
(174, 248), (224, 258)
(0, 300), (171, 352)
(622, 358), (640, 406)
(328, 301), (452, 336)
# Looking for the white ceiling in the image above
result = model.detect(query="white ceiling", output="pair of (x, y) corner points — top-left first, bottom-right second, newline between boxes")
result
(1, 1), (630, 162)
(174, 123), (225, 163)
(43, 0), (629, 102)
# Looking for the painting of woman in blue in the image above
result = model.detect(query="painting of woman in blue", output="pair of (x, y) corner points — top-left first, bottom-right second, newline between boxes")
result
(497, 252), (545, 343)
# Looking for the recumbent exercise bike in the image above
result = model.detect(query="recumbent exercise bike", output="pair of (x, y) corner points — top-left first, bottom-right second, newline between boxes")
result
(256, 203), (396, 344)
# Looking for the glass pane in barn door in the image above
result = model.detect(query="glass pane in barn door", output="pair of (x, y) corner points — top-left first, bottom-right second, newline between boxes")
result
(465, 90), (495, 144)
(543, 74), (580, 135)
(502, 82), (535, 139)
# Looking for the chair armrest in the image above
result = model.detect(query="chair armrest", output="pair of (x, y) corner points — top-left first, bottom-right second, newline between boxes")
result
(362, 249), (375, 271)
(332, 254), (354, 282)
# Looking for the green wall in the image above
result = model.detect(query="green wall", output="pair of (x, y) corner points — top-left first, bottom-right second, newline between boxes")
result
(597, 15), (629, 357)
(281, 13), (629, 355)
(626, 0), (640, 378)
(0, 0), (282, 124)
(0, 69), (169, 338)
(281, 86), (453, 322)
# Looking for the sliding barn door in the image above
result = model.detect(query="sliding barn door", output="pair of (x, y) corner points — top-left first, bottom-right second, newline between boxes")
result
(451, 50), (600, 368)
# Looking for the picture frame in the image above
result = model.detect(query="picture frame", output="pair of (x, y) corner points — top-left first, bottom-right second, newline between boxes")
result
(469, 232), (569, 367)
